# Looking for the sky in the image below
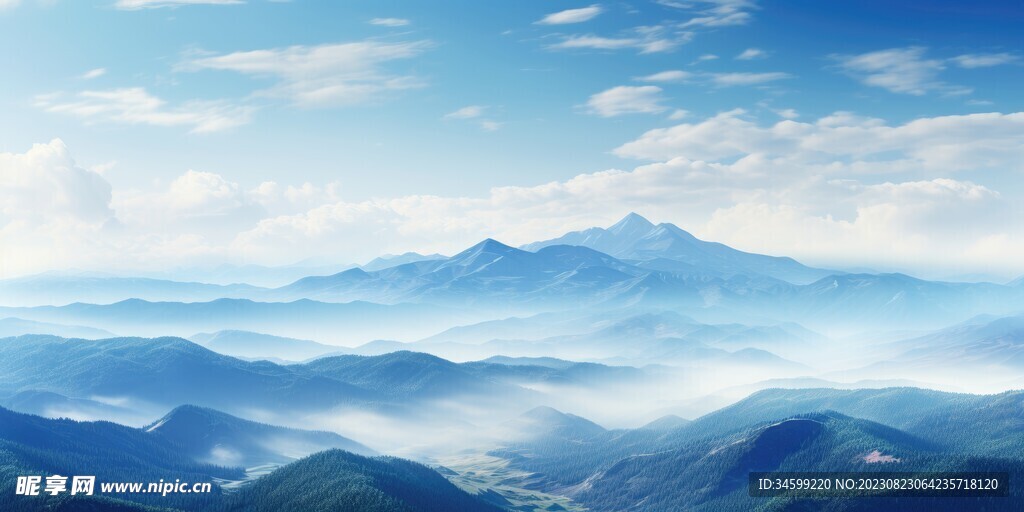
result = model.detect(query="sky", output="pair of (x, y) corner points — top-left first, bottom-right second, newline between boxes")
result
(0, 0), (1022, 280)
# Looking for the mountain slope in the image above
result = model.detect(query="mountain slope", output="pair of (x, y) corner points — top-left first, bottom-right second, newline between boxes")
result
(523, 213), (834, 284)
(0, 298), (470, 345)
(0, 335), (377, 412)
(145, 405), (375, 467)
(0, 406), (240, 511)
(190, 330), (342, 361)
(0, 275), (264, 307)
(222, 449), (502, 512)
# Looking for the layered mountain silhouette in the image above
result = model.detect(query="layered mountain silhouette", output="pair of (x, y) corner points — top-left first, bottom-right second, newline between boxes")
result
(523, 213), (835, 284)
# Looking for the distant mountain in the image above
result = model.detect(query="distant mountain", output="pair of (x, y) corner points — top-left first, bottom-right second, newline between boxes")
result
(299, 351), (523, 400)
(190, 330), (343, 361)
(362, 252), (447, 272)
(506, 406), (607, 441)
(853, 313), (1024, 383)
(0, 335), (378, 412)
(276, 239), (660, 309)
(145, 405), (375, 467)
(0, 336), (532, 418)
(640, 415), (690, 431)
(0, 390), (151, 426)
(0, 316), (115, 339)
(0, 298), (473, 345)
(523, 213), (835, 284)
(463, 359), (652, 388)
(223, 449), (502, 512)
(0, 274), (265, 307)
(479, 355), (576, 369)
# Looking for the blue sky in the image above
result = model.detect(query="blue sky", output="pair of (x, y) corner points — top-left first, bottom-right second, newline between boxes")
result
(1, 0), (1022, 279)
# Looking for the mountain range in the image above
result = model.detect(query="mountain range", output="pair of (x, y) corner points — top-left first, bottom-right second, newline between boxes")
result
(0, 406), (498, 512)
(523, 212), (836, 284)
(4, 214), (1023, 335)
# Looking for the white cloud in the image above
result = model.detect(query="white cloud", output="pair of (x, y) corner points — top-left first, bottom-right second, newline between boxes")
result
(585, 86), (667, 117)
(695, 54), (718, 62)
(443, 105), (485, 120)
(614, 109), (1024, 171)
(186, 40), (431, 107)
(833, 46), (967, 96)
(950, 52), (1018, 68)
(4, 109), (1024, 277)
(548, 25), (694, 54)
(636, 70), (692, 83)
(443, 106), (501, 131)
(736, 47), (767, 60)
(0, 0), (22, 10)
(775, 108), (798, 119)
(536, 4), (603, 25)
(707, 71), (789, 86)
(369, 17), (410, 27)
(81, 68), (107, 80)
(479, 120), (502, 132)
(678, 0), (756, 28)
(114, 0), (242, 9)
(34, 88), (254, 133)
(0, 139), (113, 226)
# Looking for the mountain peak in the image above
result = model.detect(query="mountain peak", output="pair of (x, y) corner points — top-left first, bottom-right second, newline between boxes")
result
(608, 212), (655, 235)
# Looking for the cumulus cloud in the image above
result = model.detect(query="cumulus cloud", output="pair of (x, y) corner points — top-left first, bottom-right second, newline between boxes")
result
(34, 88), (253, 133)
(585, 86), (668, 117)
(536, 4), (603, 25)
(614, 109), (1024, 173)
(185, 40), (431, 107)
(4, 108), (1024, 277)
(0, 139), (113, 226)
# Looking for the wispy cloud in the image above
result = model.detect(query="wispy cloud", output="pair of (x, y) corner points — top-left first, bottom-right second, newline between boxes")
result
(833, 46), (967, 96)
(34, 88), (253, 133)
(549, 26), (693, 54)
(708, 71), (789, 86)
(635, 70), (692, 83)
(0, 0), (22, 11)
(677, 0), (757, 28)
(443, 105), (485, 120)
(536, 4), (603, 25)
(114, 0), (242, 9)
(81, 68), (107, 80)
(443, 105), (501, 131)
(735, 47), (767, 60)
(585, 85), (667, 117)
(369, 17), (411, 27)
(185, 40), (431, 108)
(950, 52), (1018, 68)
